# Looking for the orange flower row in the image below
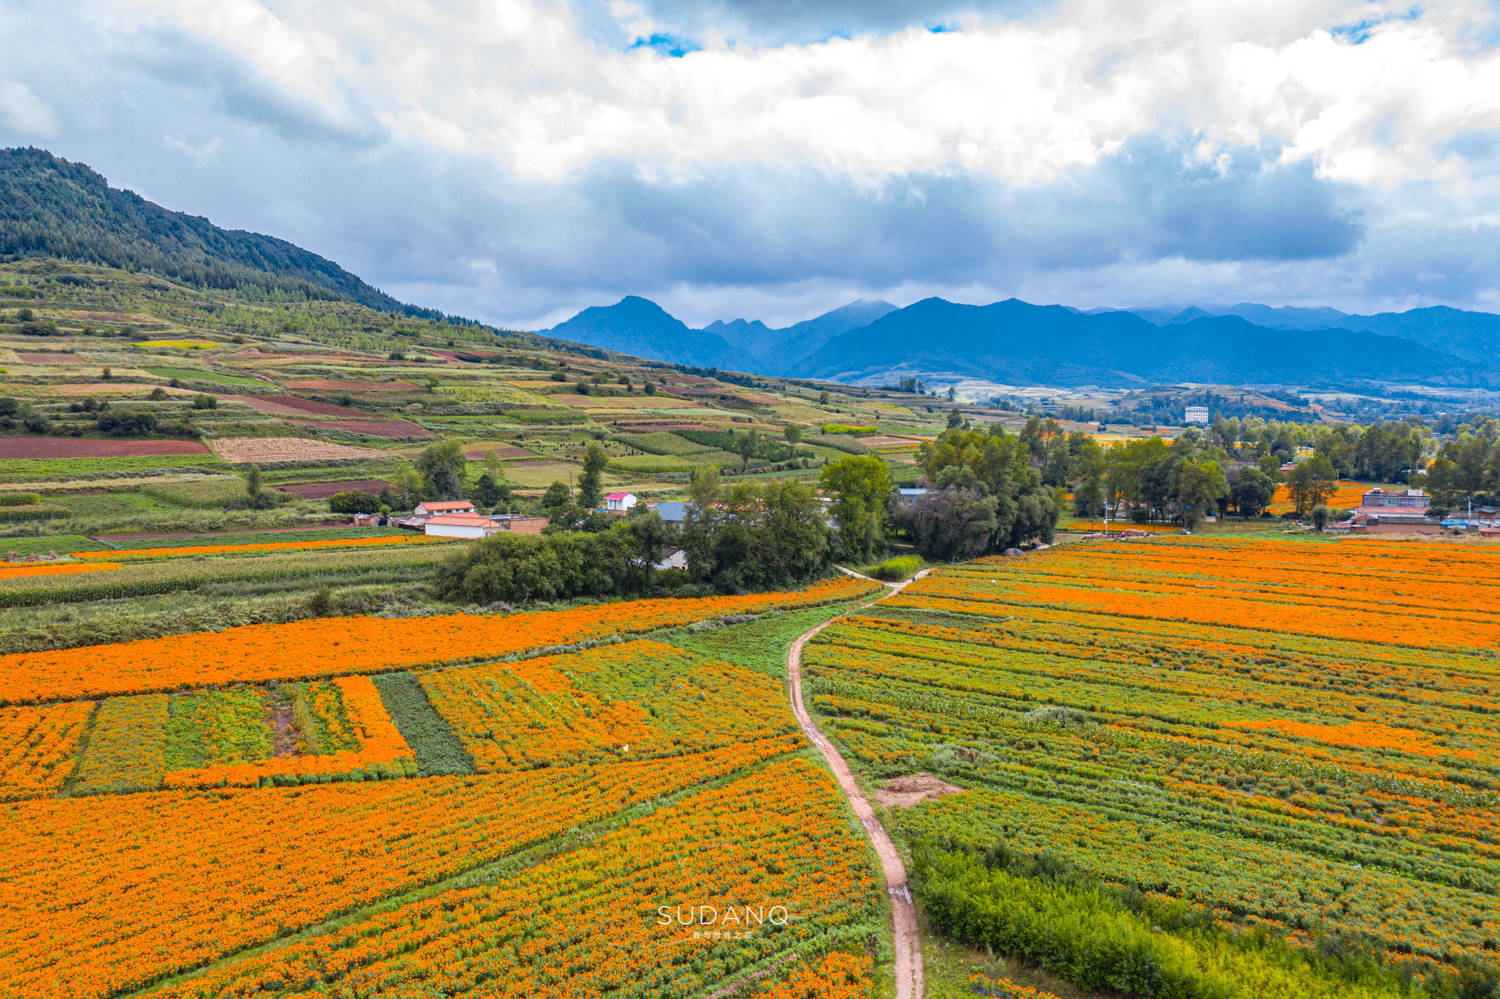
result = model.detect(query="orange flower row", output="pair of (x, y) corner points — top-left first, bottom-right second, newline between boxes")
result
(0, 561), (122, 579)
(0, 575), (878, 704)
(72, 534), (443, 561)
(421, 640), (794, 773)
(0, 701), (93, 800)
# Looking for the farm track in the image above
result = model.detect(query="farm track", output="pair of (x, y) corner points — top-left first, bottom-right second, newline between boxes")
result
(789, 568), (931, 999)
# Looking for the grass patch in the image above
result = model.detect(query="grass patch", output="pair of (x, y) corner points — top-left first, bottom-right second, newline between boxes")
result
(369, 671), (475, 776)
(0, 454), (221, 479)
(146, 367), (277, 388)
(0, 534), (111, 555)
(667, 602), (863, 678)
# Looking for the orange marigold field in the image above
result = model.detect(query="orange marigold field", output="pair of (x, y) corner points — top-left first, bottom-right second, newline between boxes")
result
(0, 561), (122, 579)
(421, 639), (794, 772)
(805, 535), (1500, 973)
(0, 737), (806, 998)
(147, 758), (880, 999)
(0, 575), (878, 704)
(71, 534), (442, 560)
(1268, 481), (1374, 514)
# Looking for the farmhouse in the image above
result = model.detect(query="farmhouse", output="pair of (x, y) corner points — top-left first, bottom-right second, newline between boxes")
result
(652, 500), (689, 524)
(423, 513), (505, 539)
(414, 500), (477, 518)
(653, 547), (688, 571)
(605, 492), (637, 512)
(1359, 488), (1429, 511)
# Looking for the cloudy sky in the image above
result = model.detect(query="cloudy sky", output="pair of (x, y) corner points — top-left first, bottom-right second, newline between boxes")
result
(2, 0), (1499, 329)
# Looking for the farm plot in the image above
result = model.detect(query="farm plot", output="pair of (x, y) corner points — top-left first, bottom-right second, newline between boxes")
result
(0, 575), (879, 703)
(803, 537), (1500, 992)
(0, 437), (210, 458)
(285, 379), (420, 393)
(0, 587), (885, 999)
(290, 418), (434, 438)
(276, 478), (394, 498)
(207, 436), (386, 463)
(228, 394), (378, 417)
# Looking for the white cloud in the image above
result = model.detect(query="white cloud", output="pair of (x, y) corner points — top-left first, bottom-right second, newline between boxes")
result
(0, 0), (1498, 325)
(0, 81), (57, 138)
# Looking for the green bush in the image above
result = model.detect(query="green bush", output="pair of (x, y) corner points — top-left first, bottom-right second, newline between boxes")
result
(869, 555), (920, 580)
(913, 844), (1419, 999)
(821, 423), (877, 435)
(369, 672), (474, 776)
(0, 492), (40, 507)
(0, 504), (67, 522)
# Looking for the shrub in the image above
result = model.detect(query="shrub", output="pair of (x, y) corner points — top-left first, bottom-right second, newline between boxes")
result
(0, 493), (41, 507)
(821, 423), (877, 435)
(870, 555), (920, 580)
(329, 490), (381, 514)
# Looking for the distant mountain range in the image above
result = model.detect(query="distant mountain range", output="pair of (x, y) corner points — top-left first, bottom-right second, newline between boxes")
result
(543, 295), (1500, 388)
(7, 145), (1496, 391)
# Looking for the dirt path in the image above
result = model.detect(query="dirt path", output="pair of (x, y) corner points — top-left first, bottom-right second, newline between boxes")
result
(788, 568), (930, 999)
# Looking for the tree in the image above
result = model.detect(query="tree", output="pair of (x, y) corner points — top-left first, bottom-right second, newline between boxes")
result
(784, 425), (803, 445)
(541, 481), (572, 511)
(680, 466), (723, 583)
(1311, 503), (1330, 532)
(1175, 458), (1228, 529)
(1229, 466), (1275, 518)
(469, 472), (512, 512)
(820, 454), (892, 562)
(416, 439), (466, 500)
(245, 464), (276, 509)
(735, 429), (759, 471)
(1286, 454), (1337, 517)
(483, 448), (504, 481)
(577, 443), (606, 509)
(643, 381), (656, 396)
(329, 490), (380, 514)
(897, 487), (999, 561)
(818, 390), (830, 405)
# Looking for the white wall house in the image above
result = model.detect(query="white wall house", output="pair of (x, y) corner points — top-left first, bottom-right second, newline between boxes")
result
(414, 500), (476, 518)
(605, 492), (638, 512)
(653, 547), (688, 571)
(423, 513), (504, 539)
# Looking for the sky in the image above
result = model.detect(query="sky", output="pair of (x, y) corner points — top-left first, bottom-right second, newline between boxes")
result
(1, 0), (1499, 330)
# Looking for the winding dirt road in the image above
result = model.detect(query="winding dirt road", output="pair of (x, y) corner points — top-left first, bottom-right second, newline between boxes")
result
(787, 570), (928, 999)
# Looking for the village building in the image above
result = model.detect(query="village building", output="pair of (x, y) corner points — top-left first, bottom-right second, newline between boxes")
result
(651, 500), (689, 524)
(423, 512), (506, 539)
(652, 547), (689, 571)
(605, 492), (638, 513)
(414, 500), (477, 518)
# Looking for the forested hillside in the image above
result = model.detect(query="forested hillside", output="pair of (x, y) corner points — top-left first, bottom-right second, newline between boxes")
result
(0, 148), (430, 316)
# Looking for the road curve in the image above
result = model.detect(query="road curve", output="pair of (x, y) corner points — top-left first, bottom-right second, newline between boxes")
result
(787, 570), (929, 999)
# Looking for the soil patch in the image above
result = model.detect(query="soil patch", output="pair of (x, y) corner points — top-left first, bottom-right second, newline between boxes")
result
(230, 395), (378, 418)
(873, 772), (965, 809)
(266, 696), (302, 758)
(17, 352), (85, 364)
(0, 437), (210, 459)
